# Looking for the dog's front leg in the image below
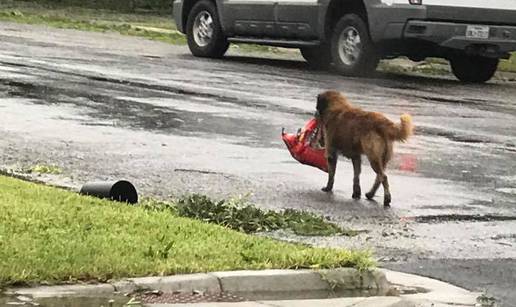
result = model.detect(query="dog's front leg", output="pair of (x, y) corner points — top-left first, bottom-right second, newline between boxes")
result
(352, 156), (361, 199)
(322, 149), (337, 192)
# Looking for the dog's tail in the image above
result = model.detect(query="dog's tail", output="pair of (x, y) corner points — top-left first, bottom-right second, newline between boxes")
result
(390, 114), (413, 142)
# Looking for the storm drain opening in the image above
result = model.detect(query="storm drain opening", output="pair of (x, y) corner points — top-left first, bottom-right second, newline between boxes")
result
(130, 287), (397, 304)
(133, 291), (247, 304)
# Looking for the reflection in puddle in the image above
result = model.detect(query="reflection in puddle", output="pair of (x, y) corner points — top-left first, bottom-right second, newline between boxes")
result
(2, 295), (130, 307)
(1, 284), (423, 306)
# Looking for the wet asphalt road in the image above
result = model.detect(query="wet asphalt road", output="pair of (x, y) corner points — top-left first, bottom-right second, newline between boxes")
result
(0, 22), (515, 305)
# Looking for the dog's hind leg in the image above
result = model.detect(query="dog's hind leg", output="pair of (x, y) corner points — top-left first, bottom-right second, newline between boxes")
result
(365, 159), (384, 201)
(382, 149), (392, 206)
(366, 161), (391, 207)
(322, 148), (338, 192)
(362, 133), (385, 201)
(352, 156), (361, 199)
(382, 175), (391, 207)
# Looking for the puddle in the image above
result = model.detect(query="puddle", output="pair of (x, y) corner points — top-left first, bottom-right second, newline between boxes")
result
(36, 296), (130, 307)
(1, 284), (422, 306)
(2, 294), (130, 307)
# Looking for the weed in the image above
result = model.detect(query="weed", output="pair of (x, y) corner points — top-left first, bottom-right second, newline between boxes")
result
(173, 194), (358, 237)
(477, 293), (498, 307)
(27, 164), (62, 175)
(143, 235), (174, 260)
(379, 60), (450, 76)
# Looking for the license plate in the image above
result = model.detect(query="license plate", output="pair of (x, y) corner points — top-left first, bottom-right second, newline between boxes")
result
(466, 25), (490, 39)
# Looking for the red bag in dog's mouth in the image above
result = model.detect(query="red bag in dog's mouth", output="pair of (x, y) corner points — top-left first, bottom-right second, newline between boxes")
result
(282, 118), (328, 173)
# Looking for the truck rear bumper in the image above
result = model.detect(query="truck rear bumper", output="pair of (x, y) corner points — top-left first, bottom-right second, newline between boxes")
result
(404, 20), (516, 55)
(366, 2), (516, 55)
(366, 3), (426, 42)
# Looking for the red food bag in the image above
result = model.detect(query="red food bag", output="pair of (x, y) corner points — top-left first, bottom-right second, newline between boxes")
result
(282, 118), (328, 173)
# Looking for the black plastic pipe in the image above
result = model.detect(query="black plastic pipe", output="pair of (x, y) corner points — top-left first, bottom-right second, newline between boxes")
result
(80, 180), (138, 204)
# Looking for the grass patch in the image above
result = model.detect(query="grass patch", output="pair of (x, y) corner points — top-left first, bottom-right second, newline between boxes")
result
(0, 175), (373, 287)
(0, 2), (186, 44)
(477, 293), (497, 307)
(378, 60), (450, 76)
(499, 53), (516, 73)
(428, 53), (516, 74)
(154, 194), (358, 236)
(412, 63), (450, 75)
(382, 54), (516, 76)
(26, 164), (62, 175)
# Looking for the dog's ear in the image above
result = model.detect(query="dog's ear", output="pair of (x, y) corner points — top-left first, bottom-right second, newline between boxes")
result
(316, 93), (328, 114)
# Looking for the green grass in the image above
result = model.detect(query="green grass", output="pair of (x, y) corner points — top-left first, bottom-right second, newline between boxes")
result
(0, 175), (373, 287)
(26, 164), (63, 175)
(427, 54), (516, 74)
(0, 1), (173, 26)
(378, 60), (451, 76)
(384, 55), (516, 76)
(499, 53), (516, 73)
(0, 3), (186, 44)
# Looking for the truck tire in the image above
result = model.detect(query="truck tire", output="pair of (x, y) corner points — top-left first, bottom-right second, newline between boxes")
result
(330, 14), (379, 76)
(300, 45), (331, 70)
(449, 55), (499, 83)
(186, 0), (229, 58)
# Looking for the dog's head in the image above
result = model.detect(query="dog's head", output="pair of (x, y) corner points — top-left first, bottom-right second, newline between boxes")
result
(315, 90), (347, 119)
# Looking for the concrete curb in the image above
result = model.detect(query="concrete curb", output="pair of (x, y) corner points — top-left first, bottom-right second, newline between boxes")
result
(7, 268), (480, 306)
(211, 268), (388, 294)
(9, 268), (387, 298)
(113, 273), (221, 294)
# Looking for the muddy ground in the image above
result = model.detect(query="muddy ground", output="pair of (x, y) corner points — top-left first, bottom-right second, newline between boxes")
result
(0, 22), (515, 306)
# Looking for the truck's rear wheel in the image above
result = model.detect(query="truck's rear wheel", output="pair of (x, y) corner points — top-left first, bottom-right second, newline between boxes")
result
(330, 14), (379, 76)
(300, 45), (331, 70)
(186, 0), (229, 58)
(449, 55), (499, 83)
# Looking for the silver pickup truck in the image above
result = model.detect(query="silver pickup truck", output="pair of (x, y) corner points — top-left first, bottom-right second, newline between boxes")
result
(174, 0), (516, 82)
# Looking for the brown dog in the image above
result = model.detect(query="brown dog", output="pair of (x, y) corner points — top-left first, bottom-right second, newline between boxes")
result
(315, 90), (413, 206)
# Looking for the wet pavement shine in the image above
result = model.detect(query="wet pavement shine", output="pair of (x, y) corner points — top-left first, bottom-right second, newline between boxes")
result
(0, 22), (515, 306)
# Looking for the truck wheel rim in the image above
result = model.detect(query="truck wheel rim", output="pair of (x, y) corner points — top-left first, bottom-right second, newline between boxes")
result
(338, 26), (361, 66)
(193, 11), (214, 47)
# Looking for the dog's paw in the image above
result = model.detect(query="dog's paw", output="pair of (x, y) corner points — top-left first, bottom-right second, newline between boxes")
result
(383, 195), (392, 207)
(365, 192), (375, 200)
(352, 192), (361, 199)
(322, 187), (333, 193)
